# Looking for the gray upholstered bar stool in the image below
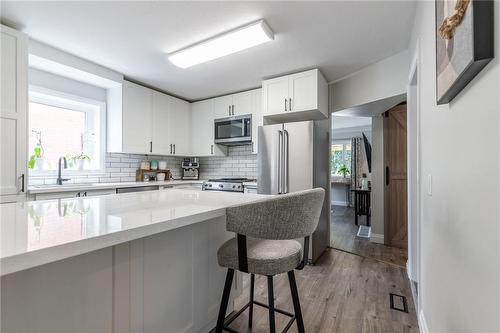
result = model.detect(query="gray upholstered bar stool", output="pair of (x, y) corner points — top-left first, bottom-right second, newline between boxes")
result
(215, 188), (325, 333)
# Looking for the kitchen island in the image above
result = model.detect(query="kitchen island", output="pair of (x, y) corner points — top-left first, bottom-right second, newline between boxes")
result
(1, 189), (269, 333)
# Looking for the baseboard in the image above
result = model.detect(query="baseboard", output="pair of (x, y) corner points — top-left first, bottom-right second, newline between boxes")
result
(370, 233), (384, 244)
(331, 200), (349, 206)
(418, 310), (429, 333)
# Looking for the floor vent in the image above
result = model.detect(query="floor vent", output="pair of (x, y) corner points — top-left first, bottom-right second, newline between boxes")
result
(356, 225), (371, 238)
(389, 293), (408, 313)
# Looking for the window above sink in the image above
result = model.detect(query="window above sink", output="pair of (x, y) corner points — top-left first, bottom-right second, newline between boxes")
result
(28, 86), (106, 176)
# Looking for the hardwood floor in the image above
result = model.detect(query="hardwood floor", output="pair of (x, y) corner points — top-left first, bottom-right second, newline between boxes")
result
(331, 205), (407, 267)
(226, 248), (419, 333)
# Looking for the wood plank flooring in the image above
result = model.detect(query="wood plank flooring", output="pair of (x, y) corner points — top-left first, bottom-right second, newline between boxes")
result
(225, 249), (418, 333)
(331, 206), (407, 267)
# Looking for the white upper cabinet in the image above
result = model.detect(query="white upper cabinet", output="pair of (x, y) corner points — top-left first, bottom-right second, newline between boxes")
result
(152, 91), (171, 155)
(213, 90), (253, 118)
(232, 90), (253, 116)
(109, 81), (191, 156)
(213, 95), (233, 119)
(261, 69), (328, 122)
(168, 96), (191, 156)
(1, 25), (28, 200)
(191, 99), (227, 157)
(122, 81), (153, 154)
(262, 76), (289, 116)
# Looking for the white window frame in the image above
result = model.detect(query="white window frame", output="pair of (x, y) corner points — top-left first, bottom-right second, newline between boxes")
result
(331, 140), (351, 177)
(28, 85), (107, 176)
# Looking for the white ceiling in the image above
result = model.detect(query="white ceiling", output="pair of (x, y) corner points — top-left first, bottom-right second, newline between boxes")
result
(1, 1), (416, 101)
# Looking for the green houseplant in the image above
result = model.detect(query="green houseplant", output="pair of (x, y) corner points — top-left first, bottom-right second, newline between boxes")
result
(338, 165), (350, 178)
(27, 130), (45, 170)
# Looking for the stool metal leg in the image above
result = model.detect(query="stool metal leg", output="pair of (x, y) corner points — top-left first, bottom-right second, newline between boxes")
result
(248, 274), (255, 328)
(216, 269), (234, 333)
(288, 270), (305, 333)
(267, 275), (276, 333)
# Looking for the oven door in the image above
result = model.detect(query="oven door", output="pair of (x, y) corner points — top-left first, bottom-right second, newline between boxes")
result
(214, 114), (252, 145)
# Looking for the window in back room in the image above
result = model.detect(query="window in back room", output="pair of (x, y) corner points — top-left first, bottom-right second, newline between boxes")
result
(28, 87), (105, 174)
(331, 141), (351, 177)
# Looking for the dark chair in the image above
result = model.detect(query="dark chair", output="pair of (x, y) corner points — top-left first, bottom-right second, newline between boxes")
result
(215, 188), (325, 333)
(352, 189), (371, 226)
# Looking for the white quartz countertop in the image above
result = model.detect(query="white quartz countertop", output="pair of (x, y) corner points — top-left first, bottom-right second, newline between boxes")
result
(0, 189), (269, 276)
(27, 180), (205, 194)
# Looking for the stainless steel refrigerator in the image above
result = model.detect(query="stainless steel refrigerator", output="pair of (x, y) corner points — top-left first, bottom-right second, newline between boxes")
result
(258, 120), (330, 263)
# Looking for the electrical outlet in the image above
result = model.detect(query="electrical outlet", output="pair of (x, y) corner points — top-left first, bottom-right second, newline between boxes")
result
(427, 174), (432, 196)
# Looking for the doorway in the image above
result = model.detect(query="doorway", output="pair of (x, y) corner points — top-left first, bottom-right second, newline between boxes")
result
(330, 101), (409, 268)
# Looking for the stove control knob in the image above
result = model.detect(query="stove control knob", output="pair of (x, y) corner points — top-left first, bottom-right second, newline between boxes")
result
(209, 184), (212, 187)
(232, 185), (236, 189)
(219, 184), (224, 188)
(237, 185), (241, 188)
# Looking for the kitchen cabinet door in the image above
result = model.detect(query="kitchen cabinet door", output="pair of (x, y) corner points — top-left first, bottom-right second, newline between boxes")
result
(231, 90), (252, 116)
(213, 95), (232, 119)
(152, 91), (171, 155)
(191, 100), (227, 157)
(288, 69), (318, 113)
(191, 100), (214, 156)
(0, 25), (28, 199)
(251, 89), (262, 154)
(168, 96), (191, 156)
(262, 75), (289, 116)
(122, 81), (153, 154)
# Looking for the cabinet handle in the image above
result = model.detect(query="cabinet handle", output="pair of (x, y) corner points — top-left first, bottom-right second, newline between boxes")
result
(170, 144), (172, 154)
(173, 144), (176, 154)
(211, 144), (214, 155)
(150, 141), (153, 153)
(385, 166), (390, 186)
(84, 191), (87, 197)
(77, 192), (81, 197)
(284, 98), (287, 111)
(229, 105), (231, 116)
(251, 142), (254, 152)
(289, 98), (292, 111)
(232, 105), (235, 115)
(19, 174), (25, 193)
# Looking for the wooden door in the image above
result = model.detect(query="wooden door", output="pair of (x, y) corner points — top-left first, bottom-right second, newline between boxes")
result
(384, 104), (408, 249)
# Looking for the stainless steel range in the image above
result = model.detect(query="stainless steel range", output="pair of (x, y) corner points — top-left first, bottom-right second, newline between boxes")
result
(202, 178), (255, 193)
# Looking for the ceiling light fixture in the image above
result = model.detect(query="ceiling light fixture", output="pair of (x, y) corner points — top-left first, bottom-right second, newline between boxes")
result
(168, 20), (274, 68)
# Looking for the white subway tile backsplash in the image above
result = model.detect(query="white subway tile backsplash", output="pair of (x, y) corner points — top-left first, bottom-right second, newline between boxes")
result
(28, 146), (257, 185)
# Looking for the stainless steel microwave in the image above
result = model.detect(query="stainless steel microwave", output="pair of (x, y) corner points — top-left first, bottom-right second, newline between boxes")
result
(214, 114), (252, 145)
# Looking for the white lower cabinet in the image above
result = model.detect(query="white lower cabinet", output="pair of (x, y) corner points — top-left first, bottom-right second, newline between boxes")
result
(0, 25), (28, 202)
(191, 99), (227, 157)
(34, 188), (116, 201)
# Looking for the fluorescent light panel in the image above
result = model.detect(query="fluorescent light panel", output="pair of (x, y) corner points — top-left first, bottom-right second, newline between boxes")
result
(168, 20), (274, 68)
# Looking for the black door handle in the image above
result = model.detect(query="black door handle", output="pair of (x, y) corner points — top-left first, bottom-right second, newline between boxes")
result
(385, 166), (390, 186)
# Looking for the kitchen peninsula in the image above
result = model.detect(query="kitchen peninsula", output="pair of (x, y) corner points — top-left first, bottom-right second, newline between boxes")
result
(1, 189), (268, 333)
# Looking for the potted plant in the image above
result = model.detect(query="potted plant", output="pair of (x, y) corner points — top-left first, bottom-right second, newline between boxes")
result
(27, 130), (45, 170)
(72, 132), (93, 170)
(338, 165), (350, 178)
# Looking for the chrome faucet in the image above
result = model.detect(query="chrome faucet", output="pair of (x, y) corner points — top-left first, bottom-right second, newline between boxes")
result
(56, 156), (70, 185)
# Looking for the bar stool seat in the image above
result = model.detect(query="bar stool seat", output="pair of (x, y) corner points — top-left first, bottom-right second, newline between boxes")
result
(218, 237), (302, 276)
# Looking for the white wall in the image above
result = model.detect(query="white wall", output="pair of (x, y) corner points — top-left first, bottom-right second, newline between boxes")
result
(370, 116), (384, 238)
(29, 68), (107, 102)
(410, 2), (500, 332)
(330, 50), (409, 112)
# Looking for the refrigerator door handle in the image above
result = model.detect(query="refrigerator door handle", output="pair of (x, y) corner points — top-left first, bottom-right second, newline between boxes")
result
(278, 130), (283, 194)
(283, 129), (289, 194)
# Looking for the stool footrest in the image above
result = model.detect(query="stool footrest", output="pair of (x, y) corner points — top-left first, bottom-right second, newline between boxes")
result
(222, 300), (296, 333)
